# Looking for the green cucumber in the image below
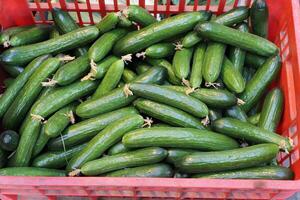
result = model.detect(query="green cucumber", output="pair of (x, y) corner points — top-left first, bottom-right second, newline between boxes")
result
(195, 22), (278, 57)
(123, 5), (157, 27)
(122, 68), (137, 83)
(134, 98), (205, 129)
(139, 43), (175, 59)
(105, 163), (173, 177)
(2, 64), (24, 78)
(258, 88), (283, 132)
(193, 166), (293, 180)
(3, 57), (61, 129)
(122, 127), (239, 150)
(189, 43), (206, 89)
(166, 148), (196, 165)
(221, 57), (245, 93)
(173, 47), (194, 80)
(239, 55), (281, 112)
(3, 78), (14, 88)
(248, 113), (261, 125)
(182, 31), (202, 48)
(118, 15), (133, 27)
(250, 0), (269, 38)
(0, 167), (66, 176)
(245, 53), (266, 68)
(0, 148), (7, 168)
(129, 83), (208, 118)
(96, 13), (120, 34)
(32, 125), (49, 157)
(0, 25), (34, 46)
(32, 143), (87, 169)
(0, 130), (19, 151)
(0, 26), (99, 65)
(178, 143), (278, 173)
(208, 109), (222, 122)
(113, 11), (211, 55)
(93, 60), (124, 98)
(136, 63), (151, 74)
(76, 66), (167, 118)
(80, 147), (167, 175)
(108, 142), (130, 155)
(242, 67), (256, 83)
(90, 55), (119, 80)
(212, 118), (293, 152)
(50, 28), (60, 38)
(88, 29), (127, 63)
(213, 6), (249, 26)
(67, 114), (144, 171)
(225, 106), (248, 122)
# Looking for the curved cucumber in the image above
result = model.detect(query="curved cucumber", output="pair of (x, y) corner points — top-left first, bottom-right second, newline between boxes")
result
(0, 130), (19, 151)
(123, 5), (157, 27)
(173, 47), (193, 79)
(2, 64), (24, 78)
(166, 148), (196, 165)
(250, 0), (269, 38)
(245, 53), (266, 69)
(190, 43), (206, 89)
(0, 167), (66, 176)
(182, 31), (202, 48)
(108, 142), (130, 155)
(248, 113), (261, 125)
(32, 126), (49, 157)
(122, 68), (137, 83)
(0, 25), (34, 46)
(213, 6), (249, 26)
(209, 109), (222, 122)
(96, 13), (120, 34)
(92, 55), (119, 79)
(225, 106), (248, 122)
(143, 43), (175, 59)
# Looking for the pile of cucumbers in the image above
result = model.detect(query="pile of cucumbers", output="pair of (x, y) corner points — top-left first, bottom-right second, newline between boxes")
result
(0, 1), (294, 180)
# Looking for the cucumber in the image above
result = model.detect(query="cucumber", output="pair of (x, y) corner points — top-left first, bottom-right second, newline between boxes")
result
(122, 127), (239, 150)
(250, 0), (269, 38)
(139, 43), (175, 59)
(173, 47), (194, 80)
(228, 23), (249, 73)
(108, 142), (130, 155)
(66, 114), (144, 171)
(189, 43), (206, 89)
(239, 55), (281, 112)
(136, 63), (151, 74)
(32, 143), (87, 169)
(123, 5), (157, 27)
(3, 78), (14, 88)
(221, 57), (245, 93)
(0, 130), (19, 151)
(93, 60), (124, 99)
(0, 148), (7, 168)
(105, 163), (173, 177)
(242, 67), (256, 83)
(118, 15), (133, 27)
(0, 167), (66, 176)
(0, 26), (99, 65)
(80, 147), (167, 175)
(245, 53), (266, 68)
(96, 13), (120, 34)
(166, 148), (196, 165)
(202, 42), (226, 83)
(248, 102), (262, 117)
(48, 107), (138, 150)
(0, 55), (50, 118)
(209, 109), (222, 122)
(225, 106), (248, 122)
(32, 125), (49, 157)
(182, 31), (202, 48)
(248, 113), (261, 125)
(212, 118), (293, 152)
(2, 64), (24, 78)
(90, 55), (119, 80)
(3, 57), (61, 129)
(0, 25), (34, 46)
(213, 6), (249, 26)
(193, 166), (293, 180)
(76, 66), (167, 118)
(129, 83), (208, 118)
(195, 22), (278, 57)
(178, 143), (278, 173)
(258, 88), (283, 132)
(122, 68), (137, 83)
(50, 28), (60, 38)
(134, 98), (205, 129)
(113, 11), (211, 55)
(88, 29), (127, 63)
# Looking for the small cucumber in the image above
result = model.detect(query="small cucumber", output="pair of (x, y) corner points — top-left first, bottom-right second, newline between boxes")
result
(189, 43), (206, 89)
(122, 68), (137, 83)
(225, 106), (248, 122)
(90, 55), (119, 80)
(213, 6), (249, 26)
(105, 163), (173, 177)
(139, 43), (175, 59)
(212, 118), (293, 152)
(239, 55), (281, 112)
(173, 47), (194, 80)
(0, 25), (34, 46)
(136, 63), (151, 74)
(96, 13), (120, 34)
(2, 64), (24, 78)
(0, 167), (66, 176)
(248, 113), (261, 125)
(209, 109), (222, 122)
(80, 147), (168, 175)
(0, 130), (19, 151)
(258, 88), (283, 132)
(32, 125), (49, 157)
(250, 0), (269, 38)
(245, 53), (266, 68)
(107, 142), (130, 155)
(134, 98), (205, 129)
(122, 127), (239, 151)
(166, 148), (196, 165)
(123, 5), (157, 27)
(0, 148), (7, 168)
(182, 31), (202, 48)
(178, 143), (278, 173)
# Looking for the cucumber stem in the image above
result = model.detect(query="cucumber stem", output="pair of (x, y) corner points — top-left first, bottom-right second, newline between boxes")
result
(81, 60), (98, 81)
(121, 54), (133, 64)
(3, 40), (10, 48)
(59, 55), (75, 62)
(237, 98), (246, 105)
(142, 117), (153, 128)
(30, 114), (44, 122)
(136, 51), (146, 59)
(174, 41), (183, 51)
(205, 82), (221, 89)
(181, 78), (195, 95)
(41, 78), (58, 87)
(123, 84), (133, 97)
(201, 116), (210, 126)
(64, 110), (75, 124)
(69, 169), (81, 177)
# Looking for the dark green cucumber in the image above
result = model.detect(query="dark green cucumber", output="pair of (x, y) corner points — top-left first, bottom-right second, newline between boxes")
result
(32, 125), (49, 157)
(0, 148), (7, 168)
(136, 63), (151, 74)
(225, 106), (248, 122)
(190, 43), (206, 89)
(0, 55), (50, 118)
(113, 11), (211, 55)
(242, 66), (256, 83)
(212, 118), (293, 152)
(0, 167), (66, 176)
(96, 13), (120, 34)
(2, 64), (24, 78)
(129, 83), (208, 118)
(122, 68), (137, 83)
(228, 23), (249, 73)
(105, 163), (173, 177)
(250, 0), (269, 38)
(32, 143), (87, 169)
(3, 78), (14, 88)
(193, 166), (293, 180)
(213, 6), (249, 26)
(80, 147), (167, 175)
(123, 5), (157, 27)
(0, 130), (19, 151)
(122, 127), (239, 150)
(0, 25), (34, 46)
(166, 148), (196, 165)
(173, 47), (194, 80)
(93, 60), (124, 98)
(178, 143), (278, 173)
(66, 114), (144, 171)
(239, 55), (281, 112)
(107, 142), (130, 155)
(76, 66), (167, 118)
(245, 53), (266, 68)
(202, 42), (226, 83)
(140, 43), (175, 59)
(134, 98), (205, 129)
(182, 31), (202, 48)
(195, 22), (278, 56)
(248, 113), (261, 125)
(3, 57), (61, 129)
(90, 55), (119, 80)
(1, 26), (99, 65)
(258, 88), (283, 132)
(209, 109), (222, 122)
(88, 29), (127, 62)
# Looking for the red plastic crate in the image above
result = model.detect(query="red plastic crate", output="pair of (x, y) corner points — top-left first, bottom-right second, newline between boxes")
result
(0, 0), (300, 199)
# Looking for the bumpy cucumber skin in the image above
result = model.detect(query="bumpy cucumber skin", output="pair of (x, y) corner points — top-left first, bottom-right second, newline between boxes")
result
(113, 12), (211, 55)
(32, 126), (49, 157)
(250, 0), (269, 38)
(173, 47), (194, 79)
(166, 149), (196, 165)
(258, 88), (283, 132)
(209, 109), (222, 122)
(248, 113), (261, 125)
(0, 25), (34, 45)
(0, 167), (66, 176)
(182, 31), (202, 48)
(122, 127), (239, 151)
(81, 147), (168, 175)
(225, 106), (248, 122)
(122, 68), (137, 83)
(239, 55), (281, 112)
(124, 5), (157, 27)
(212, 117), (293, 151)
(178, 143), (279, 173)
(190, 43), (206, 88)
(2, 64), (24, 78)
(0, 130), (19, 151)
(48, 107), (138, 150)
(213, 7), (249, 26)
(93, 56), (119, 79)
(145, 43), (175, 58)
(108, 142), (130, 155)
(134, 98), (205, 129)
(96, 13), (120, 34)
(245, 53), (266, 69)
